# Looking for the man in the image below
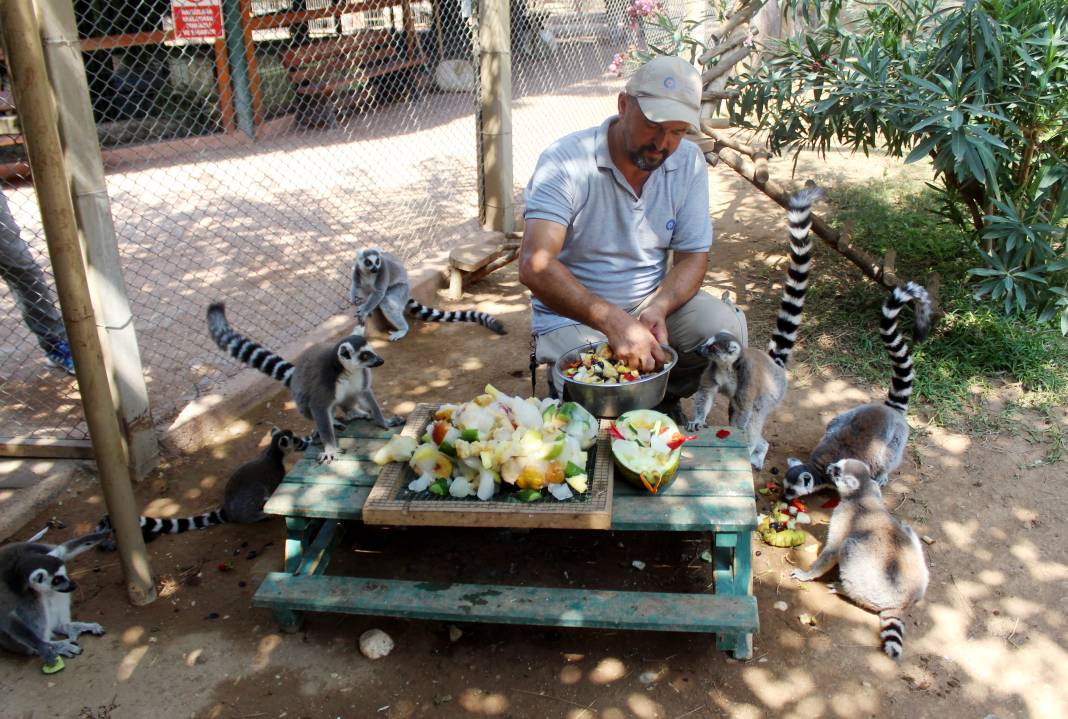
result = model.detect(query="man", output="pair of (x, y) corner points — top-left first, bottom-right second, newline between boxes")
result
(519, 55), (746, 418)
(1, 190), (74, 375)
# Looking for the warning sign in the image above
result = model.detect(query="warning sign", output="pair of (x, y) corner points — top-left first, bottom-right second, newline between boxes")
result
(172, 0), (224, 41)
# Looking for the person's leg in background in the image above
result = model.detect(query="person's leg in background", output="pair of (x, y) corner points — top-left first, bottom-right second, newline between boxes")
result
(0, 191), (74, 374)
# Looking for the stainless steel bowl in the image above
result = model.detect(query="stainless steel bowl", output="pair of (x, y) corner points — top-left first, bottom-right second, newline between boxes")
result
(553, 342), (677, 418)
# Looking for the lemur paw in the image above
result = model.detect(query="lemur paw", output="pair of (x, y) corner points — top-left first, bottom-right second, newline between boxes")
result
(383, 415), (405, 428)
(388, 330), (408, 342)
(51, 640), (82, 657)
(332, 418), (348, 431)
(790, 569), (815, 582)
(685, 421), (704, 433)
(317, 448), (344, 464)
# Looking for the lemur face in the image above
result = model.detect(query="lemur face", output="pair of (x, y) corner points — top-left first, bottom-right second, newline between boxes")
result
(270, 428), (306, 454)
(783, 458), (829, 500)
(360, 250), (382, 274)
(28, 562), (75, 594)
(827, 459), (871, 495)
(337, 337), (384, 370)
(696, 331), (742, 363)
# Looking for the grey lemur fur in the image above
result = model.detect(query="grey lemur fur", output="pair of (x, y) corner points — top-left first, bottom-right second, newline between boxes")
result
(791, 458), (929, 659)
(686, 187), (821, 469)
(350, 247), (506, 341)
(207, 303), (403, 464)
(783, 282), (932, 499)
(0, 531), (109, 664)
(95, 428), (307, 548)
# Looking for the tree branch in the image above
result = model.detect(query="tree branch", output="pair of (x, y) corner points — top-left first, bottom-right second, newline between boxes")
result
(702, 44), (756, 83)
(706, 0), (765, 43)
(707, 144), (900, 290)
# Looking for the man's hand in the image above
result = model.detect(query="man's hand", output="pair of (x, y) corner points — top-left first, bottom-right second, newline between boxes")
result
(604, 313), (666, 373)
(637, 304), (669, 345)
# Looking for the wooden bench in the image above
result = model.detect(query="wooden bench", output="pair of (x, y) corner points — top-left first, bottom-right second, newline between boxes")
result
(253, 420), (759, 657)
(281, 30), (425, 127)
(446, 238), (519, 300)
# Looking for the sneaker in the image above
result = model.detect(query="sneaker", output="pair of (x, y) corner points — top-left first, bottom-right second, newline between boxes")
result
(44, 340), (76, 376)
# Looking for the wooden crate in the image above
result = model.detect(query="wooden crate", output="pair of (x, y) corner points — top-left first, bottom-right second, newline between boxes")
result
(362, 403), (613, 529)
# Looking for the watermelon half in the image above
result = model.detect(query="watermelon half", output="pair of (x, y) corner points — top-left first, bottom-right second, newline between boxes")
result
(610, 409), (683, 494)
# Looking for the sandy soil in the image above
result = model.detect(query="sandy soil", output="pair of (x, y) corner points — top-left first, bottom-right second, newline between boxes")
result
(2, 154), (1066, 719)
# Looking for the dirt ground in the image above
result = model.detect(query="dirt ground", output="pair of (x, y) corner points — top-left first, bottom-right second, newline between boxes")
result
(2, 153), (1066, 719)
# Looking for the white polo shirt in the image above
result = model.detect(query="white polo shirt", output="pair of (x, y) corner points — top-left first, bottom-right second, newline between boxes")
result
(523, 115), (713, 335)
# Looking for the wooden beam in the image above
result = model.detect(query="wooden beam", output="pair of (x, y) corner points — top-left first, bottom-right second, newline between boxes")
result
(0, 438), (94, 459)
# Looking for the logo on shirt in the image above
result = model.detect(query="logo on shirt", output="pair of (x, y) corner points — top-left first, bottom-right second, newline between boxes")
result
(666, 219), (677, 231)
(663, 77), (676, 89)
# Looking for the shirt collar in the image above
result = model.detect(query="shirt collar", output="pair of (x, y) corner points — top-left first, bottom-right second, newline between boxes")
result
(595, 115), (681, 174)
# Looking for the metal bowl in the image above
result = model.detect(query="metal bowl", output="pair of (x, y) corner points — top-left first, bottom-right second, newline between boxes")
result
(553, 342), (677, 419)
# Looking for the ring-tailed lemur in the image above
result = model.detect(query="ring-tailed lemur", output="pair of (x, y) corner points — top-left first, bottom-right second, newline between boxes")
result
(96, 428), (307, 548)
(791, 458), (929, 659)
(207, 303), (404, 463)
(685, 186), (821, 470)
(0, 531), (109, 664)
(350, 248), (506, 341)
(783, 282), (932, 498)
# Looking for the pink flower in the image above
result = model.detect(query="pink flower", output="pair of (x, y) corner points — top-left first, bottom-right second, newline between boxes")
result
(607, 52), (625, 76)
(627, 0), (661, 22)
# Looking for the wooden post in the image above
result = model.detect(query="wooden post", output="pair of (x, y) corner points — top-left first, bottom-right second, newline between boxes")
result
(1, 0), (156, 605)
(476, 0), (513, 234)
(37, 0), (159, 481)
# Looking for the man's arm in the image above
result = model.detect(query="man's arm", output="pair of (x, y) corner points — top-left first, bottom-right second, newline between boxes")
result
(636, 250), (708, 344)
(519, 218), (666, 372)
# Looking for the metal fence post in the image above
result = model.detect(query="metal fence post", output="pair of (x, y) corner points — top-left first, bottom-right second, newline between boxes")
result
(222, 0), (256, 137)
(477, 0), (513, 234)
(38, 0), (159, 480)
(0, 0), (156, 605)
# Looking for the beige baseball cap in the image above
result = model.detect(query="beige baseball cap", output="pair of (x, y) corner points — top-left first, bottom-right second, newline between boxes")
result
(624, 55), (702, 132)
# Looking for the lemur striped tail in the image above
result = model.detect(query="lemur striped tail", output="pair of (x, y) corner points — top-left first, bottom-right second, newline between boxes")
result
(880, 282), (932, 413)
(767, 187), (821, 367)
(879, 609), (907, 659)
(405, 299), (506, 335)
(96, 511), (228, 544)
(207, 303), (295, 387)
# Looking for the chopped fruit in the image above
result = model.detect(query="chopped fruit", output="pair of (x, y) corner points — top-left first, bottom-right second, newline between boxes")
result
(716, 429), (731, 439)
(565, 473), (589, 494)
(431, 420), (450, 445)
(545, 461), (565, 485)
(515, 465), (546, 491)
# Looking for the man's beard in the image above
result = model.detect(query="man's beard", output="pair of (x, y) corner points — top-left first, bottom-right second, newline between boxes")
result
(629, 144), (671, 171)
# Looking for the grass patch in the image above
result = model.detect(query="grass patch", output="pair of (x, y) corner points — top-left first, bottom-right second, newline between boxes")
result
(799, 180), (1068, 433)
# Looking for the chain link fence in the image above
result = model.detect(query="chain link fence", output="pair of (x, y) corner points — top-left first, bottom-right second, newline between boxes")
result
(0, 0), (633, 448)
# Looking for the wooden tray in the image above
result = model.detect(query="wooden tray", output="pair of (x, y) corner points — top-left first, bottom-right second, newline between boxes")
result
(362, 404), (613, 529)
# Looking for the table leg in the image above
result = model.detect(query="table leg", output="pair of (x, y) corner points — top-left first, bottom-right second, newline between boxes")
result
(274, 517), (317, 632)
(713, 530), (754, 659)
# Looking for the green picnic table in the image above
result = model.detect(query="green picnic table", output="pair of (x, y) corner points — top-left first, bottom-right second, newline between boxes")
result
(252, 419), (759, 658)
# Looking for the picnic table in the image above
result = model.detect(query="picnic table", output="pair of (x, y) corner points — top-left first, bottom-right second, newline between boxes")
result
(252, 417), (759, 658)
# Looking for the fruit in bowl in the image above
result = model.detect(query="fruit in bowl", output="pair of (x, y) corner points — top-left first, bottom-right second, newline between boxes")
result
(609, 409), (697, 494)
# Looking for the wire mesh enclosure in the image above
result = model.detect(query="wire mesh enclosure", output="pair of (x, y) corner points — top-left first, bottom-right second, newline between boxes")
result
(0, 0), (637, 448)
